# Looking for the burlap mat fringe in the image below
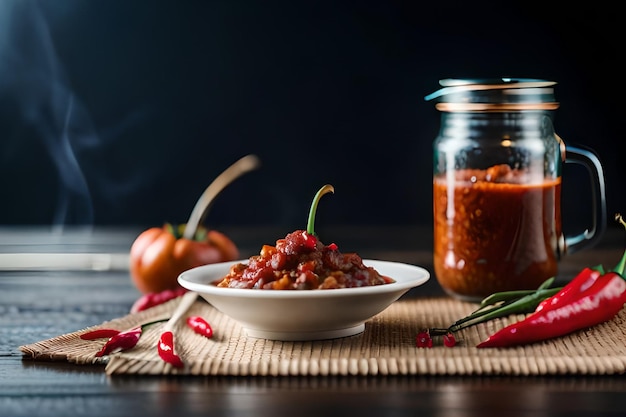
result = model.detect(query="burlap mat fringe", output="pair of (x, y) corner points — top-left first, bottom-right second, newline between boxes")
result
(19, 296), (626, 376)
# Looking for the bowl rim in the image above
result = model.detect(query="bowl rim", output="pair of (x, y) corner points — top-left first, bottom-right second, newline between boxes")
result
(178, 258), (430, 299)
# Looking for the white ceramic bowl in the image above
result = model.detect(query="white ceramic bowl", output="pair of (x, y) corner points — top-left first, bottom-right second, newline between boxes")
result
(178, 259), (430, 341)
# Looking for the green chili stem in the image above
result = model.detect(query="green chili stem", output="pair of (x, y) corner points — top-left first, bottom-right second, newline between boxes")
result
(478, 277), (555, 307)
(590, 263), (606, 275)
(448, 286), (561, 333)
(306, 184), (334, 236)
(478, 289), (541, 308)
(435, 278), (559, 335)
(140, 318), (169, 329)
(165, 222), (177, 237)
(537, 276), (556, 291)
(613, 213), (626, 276)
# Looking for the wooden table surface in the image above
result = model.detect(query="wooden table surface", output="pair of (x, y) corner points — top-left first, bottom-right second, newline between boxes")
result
(1, 225), (625, 417)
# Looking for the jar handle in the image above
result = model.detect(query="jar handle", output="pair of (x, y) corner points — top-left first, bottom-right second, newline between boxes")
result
(562, 144), (607, 254)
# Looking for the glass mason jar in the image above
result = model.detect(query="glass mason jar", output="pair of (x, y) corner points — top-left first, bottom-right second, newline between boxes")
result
(425, 78), (606, 301)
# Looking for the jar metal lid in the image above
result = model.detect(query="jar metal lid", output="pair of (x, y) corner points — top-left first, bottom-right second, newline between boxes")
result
(425, 78), (559, 111)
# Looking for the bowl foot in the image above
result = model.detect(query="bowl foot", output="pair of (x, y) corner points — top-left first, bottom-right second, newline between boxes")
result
(244, 323), (366, 341)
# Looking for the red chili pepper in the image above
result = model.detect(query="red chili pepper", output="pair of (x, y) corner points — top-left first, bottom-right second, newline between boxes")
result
(85, 319), (168, 357)
(186, 316), (213, 338)
(157, 331), (185, 368)
(477, 272), (626, 348)
(95, 326), (143, 357)
(130, 287), (188, 313)
(80, 328), (121, 340)
(534, 266), (603, 313)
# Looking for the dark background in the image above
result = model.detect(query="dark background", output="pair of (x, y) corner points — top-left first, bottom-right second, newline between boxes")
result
(0, 0), (623, 233)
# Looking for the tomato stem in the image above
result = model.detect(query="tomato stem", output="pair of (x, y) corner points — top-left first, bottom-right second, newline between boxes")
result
(306, 184), (334, 236)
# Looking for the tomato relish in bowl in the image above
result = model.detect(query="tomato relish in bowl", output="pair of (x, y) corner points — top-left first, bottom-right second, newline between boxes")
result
(178, 184), (428, 340)
(214, 229), (394, 290)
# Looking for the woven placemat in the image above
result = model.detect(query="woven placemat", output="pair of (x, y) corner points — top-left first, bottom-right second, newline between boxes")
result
(20, 295), (626, 376)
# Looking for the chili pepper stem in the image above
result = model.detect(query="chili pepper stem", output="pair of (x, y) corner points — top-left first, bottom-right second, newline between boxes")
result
(306, 184), (334, 236)
(452, 279), (558, 328)
(478, 289), (541, 309)
(425, 278), (561, 339)
(612, 213), (626, 276)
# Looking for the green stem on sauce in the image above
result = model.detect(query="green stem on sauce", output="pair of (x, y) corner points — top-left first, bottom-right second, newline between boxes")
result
(306, 184), (334, 236)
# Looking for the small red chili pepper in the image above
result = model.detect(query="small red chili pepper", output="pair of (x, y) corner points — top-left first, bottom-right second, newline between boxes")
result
(85, 319), (168, 357)
(477, 272), (626, 348)
(95, 326), (143, 357)
(130, 287), (188, 313)
(157, 331), (185, 368)
(186, 316), (213, 338)
(80, 328), (121, 340)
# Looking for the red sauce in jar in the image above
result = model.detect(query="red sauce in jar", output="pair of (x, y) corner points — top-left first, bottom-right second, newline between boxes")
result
(433, 164), (562, 300)
(214, 230), (394, 289)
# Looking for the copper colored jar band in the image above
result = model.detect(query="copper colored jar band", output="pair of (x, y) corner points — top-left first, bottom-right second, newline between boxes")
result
(435, 102), (560, 112)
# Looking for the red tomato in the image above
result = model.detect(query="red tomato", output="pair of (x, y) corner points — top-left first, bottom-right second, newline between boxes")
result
(129, 224), (239, 294)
